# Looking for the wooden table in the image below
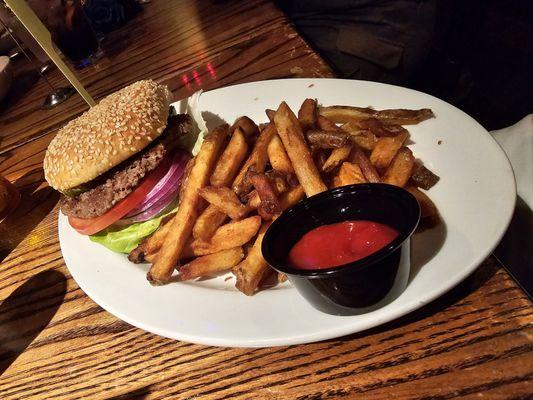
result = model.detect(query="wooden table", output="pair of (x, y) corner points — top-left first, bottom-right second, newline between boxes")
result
(1, 1), (531, 399)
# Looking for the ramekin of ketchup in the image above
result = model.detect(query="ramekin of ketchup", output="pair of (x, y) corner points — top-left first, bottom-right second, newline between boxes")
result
(262, 184), (420, 315)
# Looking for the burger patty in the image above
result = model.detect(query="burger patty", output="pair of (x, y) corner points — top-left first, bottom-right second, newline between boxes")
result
(60, 114), (191, 219)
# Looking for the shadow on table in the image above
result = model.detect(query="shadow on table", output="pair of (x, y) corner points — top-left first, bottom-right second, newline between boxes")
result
(0, 168), (59, 263)
(0, 269), (66, 376)
(107, 385), (153, 400)
(332, 260), (499, 343)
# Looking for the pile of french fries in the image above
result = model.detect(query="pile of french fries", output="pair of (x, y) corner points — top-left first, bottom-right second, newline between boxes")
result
(129, 99), (440, 295)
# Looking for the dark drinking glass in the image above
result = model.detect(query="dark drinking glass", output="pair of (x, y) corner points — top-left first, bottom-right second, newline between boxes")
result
(29, 0), (101, 68)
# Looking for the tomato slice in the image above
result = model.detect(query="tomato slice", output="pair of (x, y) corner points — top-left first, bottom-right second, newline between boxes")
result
(69, 156), (172, 235)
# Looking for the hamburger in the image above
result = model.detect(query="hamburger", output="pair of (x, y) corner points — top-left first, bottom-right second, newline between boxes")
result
(44, 80), (192, 249)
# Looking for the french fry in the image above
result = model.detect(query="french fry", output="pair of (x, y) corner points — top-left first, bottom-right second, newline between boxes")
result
(357, 118), (408, 137)
(249, 172), (281, 219)
(265, 170), (290, 194)
(177, 247), (244, 281)
(351, 147), (381, 183)
(411, 164), (440, 190)
(244, 189), (261, 209)
(341, 122), (378, 151)
(313, 148), (328, 171)
(322, 143), (352, 172)
(273, 102), (327, 196)
(232, 124), (277, 196)
(370, 131), (408, 170)
(351, 130), (379, 151)
(298, 98), (317, 131)
(199, 186), (250, 220)
(265, 109), (276, 121)
(185, 215), (262, 257)
(210, 128), (248, 187)
(405, 186), (438, 218)
(230, 116), (259, 138)
(233, 222), (272, 296)
(279, 185), (305, 210)
(319, 105), (376, 123)
(319, 105), (434, 125)
(383, 147), (415, 187)
(317, 115), (344, 132)
(332, 162), (367, 188)
(267, 135), (294, 174)
(192, 204), (227, 241)
(373, 108), (434, 125)
(147, 125), (229, 284)
(278, 273), (288, 283)
(306, 130), (349, 149)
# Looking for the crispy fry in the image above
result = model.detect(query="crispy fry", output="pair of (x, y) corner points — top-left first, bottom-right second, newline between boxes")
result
(319, 105), (375, 123)
(405, 186), (438, 218)
(374, 108), (434, 125)
(278, 273), (288, 283)
(298, 98), (317, 131)
(352, 130), (379, 151)
(233, 222), (272, 296)
(316, 115), (344, 132)
(265, 170), (290, 194)
(322, 143), (352, 172)
(232, 124), (277, 196)
(383, 147), (415, 187)
(178, 247), (244, 281)
(199, 186), (250, 220)
(279, 185), (305, 210)
(192, 204), (227, 241)
(265, 109), (276, 121)
(147, 125), (229, 284)
(267, 135), (294, 174)
(411, 164), (440, 190)
(357, 118), (408, 137)
(332, 162), (367, 188)
(210, 128), (249, 187)
(306, 130), (349, 148)
(370, 131), (408, 170)
(313, 148), (328, 171)
(230, 116), (259, 138)
(319, 106), (434, 125)
(351, 147), (381, 183)
(245, 189), (261, 209)
(273, 102), (327, 196)
(341, 122), (379, 151)
(185, 215), (262, 257)
(249, 172), (281, 219)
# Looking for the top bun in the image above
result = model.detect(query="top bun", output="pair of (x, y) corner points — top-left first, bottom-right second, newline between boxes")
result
(44, 80), (172, 191)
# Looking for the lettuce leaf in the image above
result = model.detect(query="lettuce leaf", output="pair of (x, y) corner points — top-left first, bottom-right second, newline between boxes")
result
(89, 207), (176, 253)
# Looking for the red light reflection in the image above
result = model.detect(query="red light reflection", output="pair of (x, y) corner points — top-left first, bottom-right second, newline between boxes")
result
(180, 62), (217, 91)
(207, 62), (217, 79)
(192, 70), (201, 85)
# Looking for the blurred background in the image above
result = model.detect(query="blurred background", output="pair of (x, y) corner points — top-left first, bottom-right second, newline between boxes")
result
(277, 0), (532, 131)
(0, 0), (531, 130)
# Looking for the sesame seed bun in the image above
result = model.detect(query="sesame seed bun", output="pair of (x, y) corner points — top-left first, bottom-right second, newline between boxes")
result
(44, 80), (172, 192)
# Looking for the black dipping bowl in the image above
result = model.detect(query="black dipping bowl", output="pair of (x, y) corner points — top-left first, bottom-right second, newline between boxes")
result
(262, 184), (420, 315)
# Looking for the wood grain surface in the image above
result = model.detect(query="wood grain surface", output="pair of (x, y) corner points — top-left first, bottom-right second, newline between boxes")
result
(0, 1), (532, 399)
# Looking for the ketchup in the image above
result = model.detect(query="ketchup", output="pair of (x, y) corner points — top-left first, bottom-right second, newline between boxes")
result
(288, 220), (399, 270)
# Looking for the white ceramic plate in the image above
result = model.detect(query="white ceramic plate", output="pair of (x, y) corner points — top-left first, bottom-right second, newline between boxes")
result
(59, 79), (516, 347)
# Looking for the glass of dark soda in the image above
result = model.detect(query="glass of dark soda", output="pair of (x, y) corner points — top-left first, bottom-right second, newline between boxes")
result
(29, 0), (101, 68)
